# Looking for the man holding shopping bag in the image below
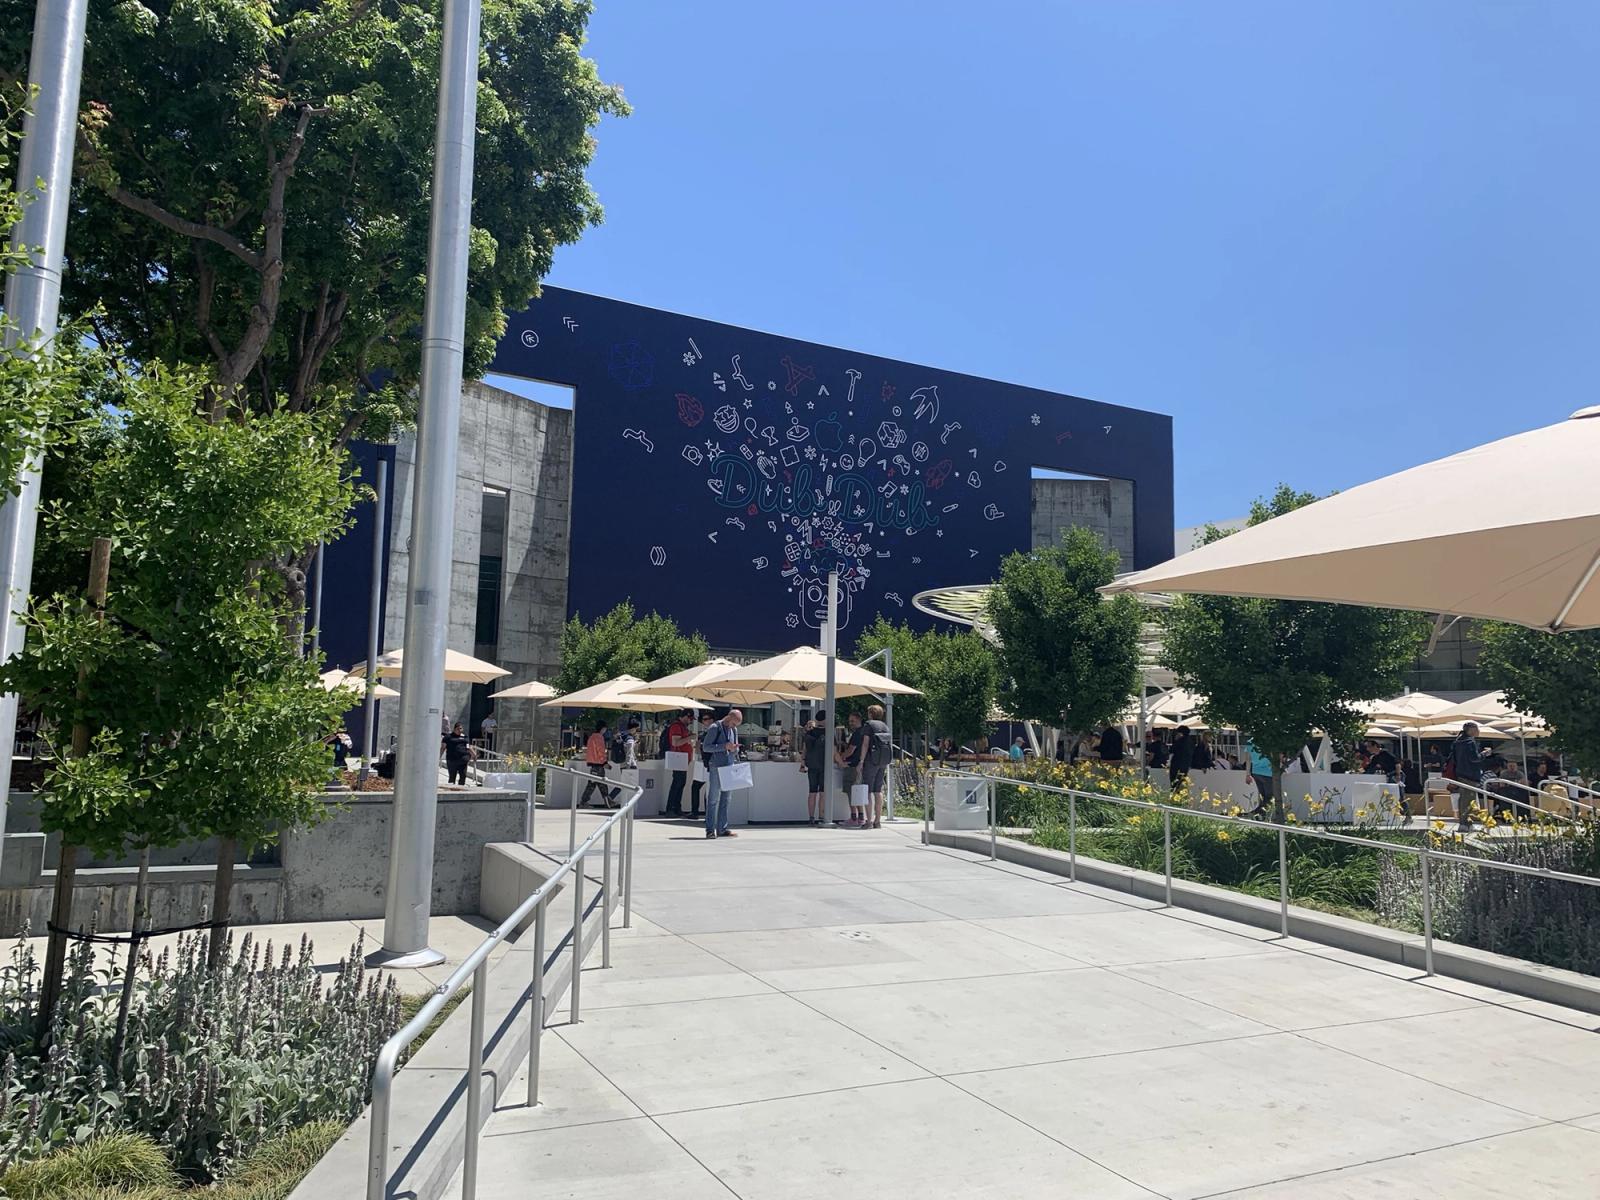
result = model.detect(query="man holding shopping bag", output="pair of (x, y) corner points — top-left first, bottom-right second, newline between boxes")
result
(702, 708), (746, 839)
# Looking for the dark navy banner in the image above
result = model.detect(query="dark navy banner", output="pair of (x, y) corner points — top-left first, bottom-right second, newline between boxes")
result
(491, 288), (1173, 651)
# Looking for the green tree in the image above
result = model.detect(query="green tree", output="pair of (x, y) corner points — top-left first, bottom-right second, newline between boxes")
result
(1479, 623), (1600, 774)
(926, 629), (999, 747)
(0, 0), (627, 429)
(1162, 485), (1429, 819)
(986, 527), (1141, 735)
(852, 617), (931, 733)
(0, 364), (355, 988)
(555, 601), (708, 723)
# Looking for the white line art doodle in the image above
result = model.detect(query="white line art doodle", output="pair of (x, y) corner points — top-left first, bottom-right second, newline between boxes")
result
(681, 445), (703, 466)
(966, 471), (980, 487)
(838, 453), (854, 471)
(712, 372), (727, 391)
(562, 316), (578, 331)
(706, 478), (724, 496)
(818, 384), (829, 396)
(969, 448), (979, 457)
(685, 337), (703, 364)
(911, 441), (929, 462)
(969, 548), (979, 556)
(752, 557), (768, 569)
(520, 329), (539, 348)
(941, 421), (962, 444)
(856, 437), (877, 463)
(877, 421), (907, 449)
(787, 420), (809, 441)
(725, 516), (746, 530)
(892, 454), (912, 474)
(910, 385), (940, 423)
(760, 425), (778, 446)
(911, 556), (922, 564)
(983, 503), (1005, 520)
(713, 405), (739, 434)
(993, 460), (1007, 472)
(742, 398), (753, 410)
(1104, 425), (1113, 434)
(739, 444), (753, 460)
(649, 546), (666, 567)
(767, 380), (776, 390)
(730, 355), (754, 391)
(885, 592), (905, 607)
(845, 368), (861, 405)
(1030, 413), (1040, 425)
(892, 406), (901, 417)
(942, 503), (960, 513)
(779, 445), (799, 467)
(767, 521), (777, 532)
(622, 428), (654, 453)
(707, 531), (718, 542)
(785, 613), (799, 628)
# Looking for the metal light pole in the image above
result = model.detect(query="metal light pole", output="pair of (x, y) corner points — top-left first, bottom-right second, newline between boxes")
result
(358, 458), (389, 785)
(0, 0), (90, 846)
(822, 570), (838, 826)
(376, 0), (482, 967)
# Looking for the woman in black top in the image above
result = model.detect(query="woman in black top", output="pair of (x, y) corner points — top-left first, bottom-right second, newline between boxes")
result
(441, 722), (474, 785)
(802, 712), (829, 826)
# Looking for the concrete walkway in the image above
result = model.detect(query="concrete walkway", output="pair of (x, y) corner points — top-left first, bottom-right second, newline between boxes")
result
(463, 813), (1600, 1199)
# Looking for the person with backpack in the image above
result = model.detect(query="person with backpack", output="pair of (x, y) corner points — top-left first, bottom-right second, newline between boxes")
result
(662, 710), (692, 818)
(1449, 722), (1484, 830)
(611, 718), (640, 769)
(581, 720), (619, 808)
(861, 703), (892, 829)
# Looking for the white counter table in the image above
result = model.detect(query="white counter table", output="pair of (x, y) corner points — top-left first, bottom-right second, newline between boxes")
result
(542, 757), (816, 826)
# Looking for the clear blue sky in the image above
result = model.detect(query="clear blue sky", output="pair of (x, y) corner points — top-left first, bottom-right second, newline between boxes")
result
(489, 1), (1600, 527)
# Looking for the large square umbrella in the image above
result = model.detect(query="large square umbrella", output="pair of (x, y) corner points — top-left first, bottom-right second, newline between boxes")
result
(1105, 407), (1600, 631)
(629, 658), (815, 707)
(704, 646), (921, 700)
(540, 675), (707, 712)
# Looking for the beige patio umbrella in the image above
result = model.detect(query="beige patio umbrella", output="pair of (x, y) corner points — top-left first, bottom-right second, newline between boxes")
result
(348, 647), (509, 685)
(703, 645), (922, 700)
(1408, 720), (1515, 741)
(489, 679), (558, 700)
(629, 658), (813, 707)
(1356, 692), (1454, 726)
(540, 674), (707, 712)
(1104, 407), (1600, 631)
(319, 669), (399, 699)
(1431, 690), (1550, 771)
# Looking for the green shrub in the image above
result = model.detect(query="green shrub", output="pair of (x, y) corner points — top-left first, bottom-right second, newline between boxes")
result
(0, 929), (400, 1179)
(0, 1131), (176, 1198)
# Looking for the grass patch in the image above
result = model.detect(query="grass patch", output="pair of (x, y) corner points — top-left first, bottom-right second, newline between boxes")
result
(397, 986), (471, 1066)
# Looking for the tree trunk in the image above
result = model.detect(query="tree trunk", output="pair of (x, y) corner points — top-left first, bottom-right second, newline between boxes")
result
(109, 844), (150, 1072)
(35, 842), (78, 1043)
(1270, 762), (1286, 824)
(208, 836), (236, 967)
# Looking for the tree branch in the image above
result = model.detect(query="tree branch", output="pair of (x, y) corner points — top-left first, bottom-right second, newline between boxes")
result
(107, 184), (264, 271)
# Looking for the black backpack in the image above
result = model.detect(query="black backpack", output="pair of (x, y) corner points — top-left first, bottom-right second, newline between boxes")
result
(865, 721), (891, 770)
(610, 733), (629, 765)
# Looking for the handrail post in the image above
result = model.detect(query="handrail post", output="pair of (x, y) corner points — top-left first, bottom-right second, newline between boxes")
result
(1419, 841), (1435, 976)
(1277, 825), (1289, 937)
(989, 780), (997, 861)
(1068, 791), (1077, 882)
(570, 852), (584, 1022)
(622, 806), (634, 929)
(367, 1054), (395, 1200)
(1163, 807), (1173, 906)
(601, 826), (613, 969)
(923, 771), (931, 845)
(524, 771), (535, 844)
(461, 959), (488, 1199)
(568, 782), (578, 861)
(527, 902), (546, 1107)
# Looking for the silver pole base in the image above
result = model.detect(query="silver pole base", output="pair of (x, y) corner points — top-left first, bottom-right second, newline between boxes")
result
(365, 945), (447, 969)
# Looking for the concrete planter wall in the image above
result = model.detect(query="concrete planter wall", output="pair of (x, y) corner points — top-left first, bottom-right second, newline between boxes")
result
(0, 789), (527, 936)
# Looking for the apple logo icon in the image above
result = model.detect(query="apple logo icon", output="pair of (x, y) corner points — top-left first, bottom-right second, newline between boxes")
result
(814, 412), (844, 452)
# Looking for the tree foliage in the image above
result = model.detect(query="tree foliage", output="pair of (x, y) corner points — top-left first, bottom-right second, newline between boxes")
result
(0, 0), (626, 431)
(0, 365), (355, 858)
(555, 601), (708, 714)
(986, 527), (1141, 732)
(1479, 623), (1600, 775)
(1161, 485), (1429, 812)
(852, 616), (998, 746)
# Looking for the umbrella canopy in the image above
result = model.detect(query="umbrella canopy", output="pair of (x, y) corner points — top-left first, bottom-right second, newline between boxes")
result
(1104, 407), (1600, 631)
(1409, 720), (1516, 741)
(1429, 690), (1538, 727)
(319, 669), (399, 700)
(490, 679), (557, 700)
(540, 674), (707, 712)
(348, 647), (509, 685)
(1356, 692), (1455, 726)
(629, 658), (812, 707)
(703, 646), (922, 700)
(1147, 688), (1204, 718)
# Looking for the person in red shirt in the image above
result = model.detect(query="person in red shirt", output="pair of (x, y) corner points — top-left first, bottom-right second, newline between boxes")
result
(580, 721), (618, 808)
(663, 711), (692, 818)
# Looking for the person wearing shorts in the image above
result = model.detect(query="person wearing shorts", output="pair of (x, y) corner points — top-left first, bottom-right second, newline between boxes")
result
(802, 709), (828, 825)
(861, 704), (891, 828)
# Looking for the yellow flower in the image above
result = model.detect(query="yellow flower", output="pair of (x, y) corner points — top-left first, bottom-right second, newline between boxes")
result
(1216, 829), (1231, 842)
(1285, 813), (1298, 823)
(1019, 785), (1029, 794)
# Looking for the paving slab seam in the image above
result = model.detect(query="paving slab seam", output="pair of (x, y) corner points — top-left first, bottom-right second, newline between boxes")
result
(935, 1026), (1293, 1079)
(1187, 1121), (1558, 1199)
(544, 1027), (747, 1199)
(1285, 1029), (1559, 1125)
(778, 960), (1100, 997)
(935, 1071), (1170, 1199)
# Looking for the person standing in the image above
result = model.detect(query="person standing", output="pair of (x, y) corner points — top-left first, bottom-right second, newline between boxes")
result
(1008, 736), (1025, 763)
(663, 710), (692, 818)
(1168, 725), (1194, 789)
(1451, 721), (1484, 830)
(840, 712), (867, 826)
(701, 708), (743, 839)
(581, 720), (617, 808)
(479, 711), (497, 753)
(802, 709), (829, 826)
(1096, 724), (1124, 765)
(441, 722), (475, 786)
(1246, 740), (1274, 815)
(861, 704), (892, 829)
(1363, 739), (1397, 780)
(691, 711), (714, 820)
(1145, 731), (1168, 771)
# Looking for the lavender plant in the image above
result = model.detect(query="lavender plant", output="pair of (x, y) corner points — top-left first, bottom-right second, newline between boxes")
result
(0, 927), (400, 1179)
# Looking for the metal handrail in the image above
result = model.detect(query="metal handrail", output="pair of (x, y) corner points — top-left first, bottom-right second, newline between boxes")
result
(1439, 775), (1588, 826)
(367, 762), (639, 1200)
(928, 766), (1600, 980)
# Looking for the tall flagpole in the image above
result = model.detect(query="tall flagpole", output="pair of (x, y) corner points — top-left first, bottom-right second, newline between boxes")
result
(0, 0), (91, 857)
(822, 570), (838, 827)
(376, 0), (482, 966)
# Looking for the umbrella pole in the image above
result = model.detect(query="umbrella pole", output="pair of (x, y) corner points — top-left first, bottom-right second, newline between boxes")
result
(359, 458), (389, 786)
(823, 571), (838, 827)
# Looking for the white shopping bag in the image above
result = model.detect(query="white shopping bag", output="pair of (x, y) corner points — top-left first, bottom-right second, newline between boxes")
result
(718, 761), (754, 791)
(850, 783), (869, 807)
(665, 751), (689, 771)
